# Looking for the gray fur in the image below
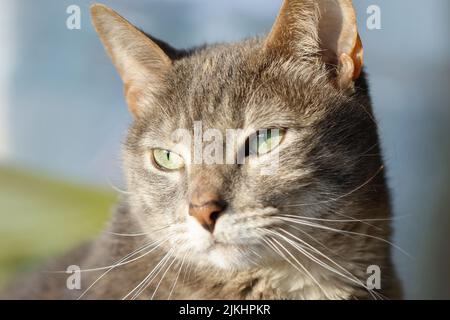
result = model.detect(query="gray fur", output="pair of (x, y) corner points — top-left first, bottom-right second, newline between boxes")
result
(2, 1), (401, 300)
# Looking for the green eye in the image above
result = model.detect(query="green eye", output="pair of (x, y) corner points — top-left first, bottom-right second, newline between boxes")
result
(248, 129), (285, 156)
(152, 149), (185, 171)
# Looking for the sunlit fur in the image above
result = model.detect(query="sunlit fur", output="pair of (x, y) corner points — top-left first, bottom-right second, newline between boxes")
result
(119, 39), (401, 299)
(2, 1), (402, 300)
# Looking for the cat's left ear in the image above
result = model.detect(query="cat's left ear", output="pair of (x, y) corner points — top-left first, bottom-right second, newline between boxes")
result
(265, 0), (363, 89)
(91, 4), (172, 117)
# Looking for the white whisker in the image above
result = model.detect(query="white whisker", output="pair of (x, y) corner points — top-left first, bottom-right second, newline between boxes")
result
(265, 235), (330, 299)
(124, 249), (174, 300)
(77, 237), (167, 299)
(167, 251), (188, 300)
(274, 228), (384, 300)
(283, 165), (385, 207)
(106, 178), (131, 195)
(150, 253), (178, 300)
(273, 216), (412, 258)
(104, 225), (171, 237)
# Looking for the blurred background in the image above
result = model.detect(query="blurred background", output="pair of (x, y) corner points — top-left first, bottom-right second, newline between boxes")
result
(0, 0), (449, 299)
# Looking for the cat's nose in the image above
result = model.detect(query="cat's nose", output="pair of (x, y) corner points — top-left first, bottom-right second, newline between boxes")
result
(189, 194), (227, 233)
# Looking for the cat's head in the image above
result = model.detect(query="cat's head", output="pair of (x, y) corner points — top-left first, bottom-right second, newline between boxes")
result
(91, 0), (385, 271)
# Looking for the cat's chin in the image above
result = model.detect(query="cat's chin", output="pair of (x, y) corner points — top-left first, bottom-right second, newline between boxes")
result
(203, 244), (253, 270)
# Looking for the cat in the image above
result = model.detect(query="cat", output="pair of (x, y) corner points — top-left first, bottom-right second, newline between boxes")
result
(3, 0), (402, 300)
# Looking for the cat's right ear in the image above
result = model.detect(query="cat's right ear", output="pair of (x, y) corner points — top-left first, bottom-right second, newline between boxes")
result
(91, 4), (172, 117)
(265, 0), (363, 90)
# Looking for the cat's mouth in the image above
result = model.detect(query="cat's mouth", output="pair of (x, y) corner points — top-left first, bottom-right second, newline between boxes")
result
(183, 214), (271, 268)
(205, 240), (232, 252)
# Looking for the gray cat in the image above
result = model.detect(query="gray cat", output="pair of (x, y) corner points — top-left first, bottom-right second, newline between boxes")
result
(3, 0), (402, 299)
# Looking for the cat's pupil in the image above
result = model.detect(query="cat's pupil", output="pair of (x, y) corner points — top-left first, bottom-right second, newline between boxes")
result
(244, 138), (251, 157)
(244, 130), (270, 157)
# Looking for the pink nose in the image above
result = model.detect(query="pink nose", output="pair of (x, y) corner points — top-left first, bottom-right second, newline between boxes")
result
(189, 193), (227, 232)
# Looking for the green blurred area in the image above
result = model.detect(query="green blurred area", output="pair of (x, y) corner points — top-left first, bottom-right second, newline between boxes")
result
(0, 167), (116, 288)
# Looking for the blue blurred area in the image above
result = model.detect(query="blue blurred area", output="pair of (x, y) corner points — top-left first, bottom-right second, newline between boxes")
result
(0, 0), (449, 298)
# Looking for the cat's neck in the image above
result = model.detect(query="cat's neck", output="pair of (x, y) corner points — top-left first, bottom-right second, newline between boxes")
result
(183, 263), (359, 300)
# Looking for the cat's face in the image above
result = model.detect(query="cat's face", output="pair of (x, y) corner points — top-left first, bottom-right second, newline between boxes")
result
(92, 1), (384, 271)
(123, 41), (380, 270)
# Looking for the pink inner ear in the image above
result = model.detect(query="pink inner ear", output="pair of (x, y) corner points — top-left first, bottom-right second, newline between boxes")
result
(317, 0), (363, 84)
(318, 0), (359, 60)
(318, 1), (344, 64)
(124, 82), (142, 118)
(351, 34), (363, 80)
